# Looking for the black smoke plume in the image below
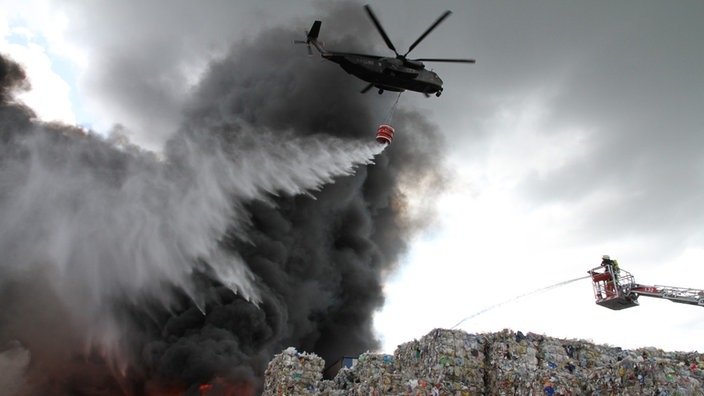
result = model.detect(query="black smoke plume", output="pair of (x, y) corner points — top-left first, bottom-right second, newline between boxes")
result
(0, 6), (446, 395)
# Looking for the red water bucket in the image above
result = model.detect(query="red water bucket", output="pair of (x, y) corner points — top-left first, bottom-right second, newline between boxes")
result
(376, 124), (394, 145)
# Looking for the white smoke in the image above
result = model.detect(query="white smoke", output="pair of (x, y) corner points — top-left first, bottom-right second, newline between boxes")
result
(0, 119), (385, 366)
(0, 341), (30, 395)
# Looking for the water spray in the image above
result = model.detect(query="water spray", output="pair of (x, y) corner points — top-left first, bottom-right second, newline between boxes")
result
(451, 275), (591, 329)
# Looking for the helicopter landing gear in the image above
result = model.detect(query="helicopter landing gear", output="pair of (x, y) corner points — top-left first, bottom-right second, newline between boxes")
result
(435, 90), (442, 97)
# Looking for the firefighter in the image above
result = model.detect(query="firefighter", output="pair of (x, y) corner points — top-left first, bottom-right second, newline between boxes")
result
(601, 255), (617, 296)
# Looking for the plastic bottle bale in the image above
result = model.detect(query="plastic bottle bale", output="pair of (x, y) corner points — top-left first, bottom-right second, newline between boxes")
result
(415, 329), (486, 392)
(528, 337), (593, 394)
(263, 347), (324, 396)
(344, 352), (401, 394)
(486, 330), (546, 394)
(376, 124), (394, 145)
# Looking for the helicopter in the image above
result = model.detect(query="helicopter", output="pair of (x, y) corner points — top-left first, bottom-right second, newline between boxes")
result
(295, 5), (475, 97)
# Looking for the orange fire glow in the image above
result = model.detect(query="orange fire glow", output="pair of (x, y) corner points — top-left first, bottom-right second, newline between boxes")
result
(142, 375), (256, 396)
(197, 376), (257, 396)
(198, 383), (213, 395)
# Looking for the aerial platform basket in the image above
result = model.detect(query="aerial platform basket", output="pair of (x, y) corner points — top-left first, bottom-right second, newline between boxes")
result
(589, 258), (704, 310)
(588, 266), (639, 310)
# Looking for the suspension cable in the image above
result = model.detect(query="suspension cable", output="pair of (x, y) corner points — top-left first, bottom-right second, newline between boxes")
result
(383, 92), (402, 125)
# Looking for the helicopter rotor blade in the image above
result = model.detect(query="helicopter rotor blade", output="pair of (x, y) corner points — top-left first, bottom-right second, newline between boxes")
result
(404, 10), (452, 56)
(360, 83), (374, 94)
(413, 58), (476, 63)
(364, 5), (399, 56)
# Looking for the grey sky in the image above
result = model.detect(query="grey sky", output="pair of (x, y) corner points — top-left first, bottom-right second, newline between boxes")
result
(465, 2), (704, 254)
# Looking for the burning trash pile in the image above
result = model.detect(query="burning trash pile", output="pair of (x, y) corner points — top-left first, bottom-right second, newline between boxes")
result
(263, 348), (326, 395)
(263, 328), (704, 395)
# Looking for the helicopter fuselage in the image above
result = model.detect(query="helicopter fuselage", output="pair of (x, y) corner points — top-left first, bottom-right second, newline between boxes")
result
(295, 6), (473, 97)
(322, 52), (444, 95)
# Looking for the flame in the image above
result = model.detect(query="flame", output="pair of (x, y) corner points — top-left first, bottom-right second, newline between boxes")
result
(198, 383), (213, 395)
(139, 374), (257, 396)
(197, 376), (257, 396)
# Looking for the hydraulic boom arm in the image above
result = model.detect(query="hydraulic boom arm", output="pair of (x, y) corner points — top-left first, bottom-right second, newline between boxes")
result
(630, 284), (704, 307)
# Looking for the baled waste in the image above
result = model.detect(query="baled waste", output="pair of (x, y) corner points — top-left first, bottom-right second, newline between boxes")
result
(263, 328), (703, 395)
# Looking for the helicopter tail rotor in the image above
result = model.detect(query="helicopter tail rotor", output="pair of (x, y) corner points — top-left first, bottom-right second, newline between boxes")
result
(294, 20), (325, 55)
(294, 39), (314, 55)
